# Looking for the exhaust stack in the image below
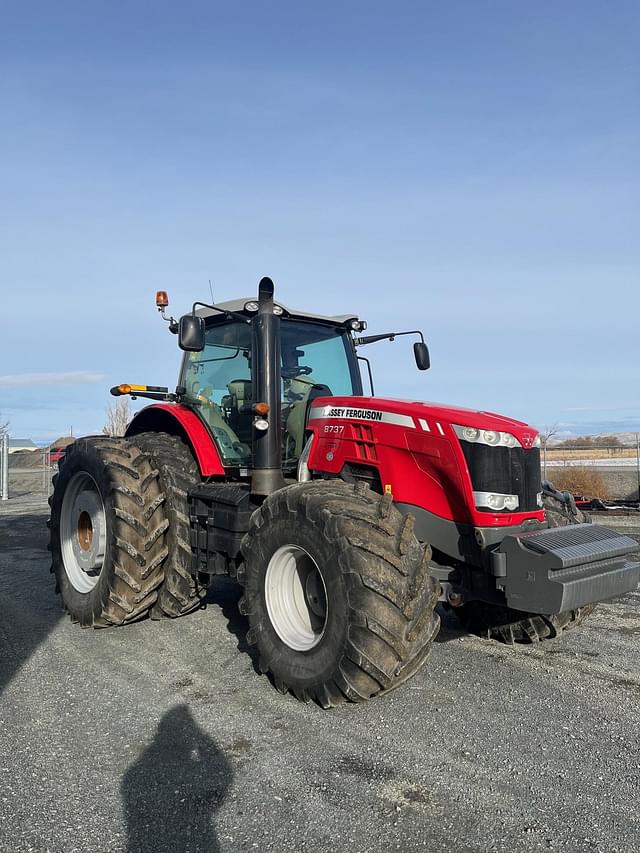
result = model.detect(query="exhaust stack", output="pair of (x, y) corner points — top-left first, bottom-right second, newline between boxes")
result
(250, 277), (285, 497)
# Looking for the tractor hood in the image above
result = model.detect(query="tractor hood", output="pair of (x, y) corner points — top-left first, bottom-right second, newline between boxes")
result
(308, 396), (538, 447)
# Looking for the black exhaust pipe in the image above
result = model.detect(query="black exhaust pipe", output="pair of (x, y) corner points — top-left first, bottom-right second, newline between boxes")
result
(251, 277), (285, 497)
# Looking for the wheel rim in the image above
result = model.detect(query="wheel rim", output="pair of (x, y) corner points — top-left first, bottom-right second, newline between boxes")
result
(264, 545), (328, 651)
(60, 471), (107, 593)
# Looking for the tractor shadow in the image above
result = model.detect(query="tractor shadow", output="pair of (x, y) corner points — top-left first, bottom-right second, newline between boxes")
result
(121, 703), (232, 853)
(205, 577), (262, 675)
(205, 582), (470, 655)
(434, 604), (471, 643)
(0, 511), (64, 696)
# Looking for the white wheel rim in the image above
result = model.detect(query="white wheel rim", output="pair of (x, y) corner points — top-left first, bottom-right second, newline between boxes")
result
(264, 545), (328, 651)
(60, 471), (107, 593)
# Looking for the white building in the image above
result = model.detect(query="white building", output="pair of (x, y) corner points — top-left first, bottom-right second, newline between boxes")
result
(8, 439), (39, 453)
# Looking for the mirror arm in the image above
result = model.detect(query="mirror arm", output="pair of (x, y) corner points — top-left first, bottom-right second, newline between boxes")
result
(191, 301), (252, 325)
(355, 329), (425, 346)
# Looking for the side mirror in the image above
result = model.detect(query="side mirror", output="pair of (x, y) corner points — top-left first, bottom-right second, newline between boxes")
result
(178, 314), (205, 352)
(413, 341), (430, 371)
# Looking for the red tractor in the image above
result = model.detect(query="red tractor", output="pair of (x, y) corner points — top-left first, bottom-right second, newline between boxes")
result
(48, 278), (640, 706)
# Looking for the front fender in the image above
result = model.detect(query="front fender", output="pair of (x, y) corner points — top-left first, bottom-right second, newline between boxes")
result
(125, 403), (225, 476)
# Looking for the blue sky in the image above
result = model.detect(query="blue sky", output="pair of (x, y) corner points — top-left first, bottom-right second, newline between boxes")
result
(1, 1), (638, 442)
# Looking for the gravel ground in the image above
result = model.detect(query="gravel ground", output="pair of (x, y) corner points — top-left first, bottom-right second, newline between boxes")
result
(1, 500), (639, 853)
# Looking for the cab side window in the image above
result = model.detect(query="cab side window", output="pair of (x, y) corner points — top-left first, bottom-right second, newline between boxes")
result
(183, 323), (252, 463)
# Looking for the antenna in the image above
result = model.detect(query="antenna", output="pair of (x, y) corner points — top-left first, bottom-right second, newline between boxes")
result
(209, 279), (215, 304)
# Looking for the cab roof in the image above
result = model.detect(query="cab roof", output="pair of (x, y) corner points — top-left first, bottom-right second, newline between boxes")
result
(196, 297), (360, 327)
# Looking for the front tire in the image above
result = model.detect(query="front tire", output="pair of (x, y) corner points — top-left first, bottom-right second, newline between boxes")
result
(239, 481), (440, 707)
(48, 437), (169, 627)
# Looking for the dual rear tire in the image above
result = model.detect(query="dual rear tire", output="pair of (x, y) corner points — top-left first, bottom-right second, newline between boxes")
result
(49, 433), (205, 626)
(48, 437), (169, 626)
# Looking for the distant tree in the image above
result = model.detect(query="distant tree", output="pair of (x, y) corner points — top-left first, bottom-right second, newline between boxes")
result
(103, 398), (131, 437)
(540, 424), (560, 449)
(0, 413), (8, 436)
(599, 434), (622, 447)
(556, 436), (593, 449)
(556, 434), (622, 449)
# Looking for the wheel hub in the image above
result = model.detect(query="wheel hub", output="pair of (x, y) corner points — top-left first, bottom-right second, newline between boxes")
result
(60, 471), (107, 593)
(264, 545), (328, 651)
(304, 571), (326, 618)
(77, 510), (94, 551)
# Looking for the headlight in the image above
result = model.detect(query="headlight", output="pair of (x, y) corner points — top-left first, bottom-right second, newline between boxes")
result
(272, 304), (284, 315)
(501, 432), (519, 448)
(244, 301), (259, 312)
(483, 430), (500, 446)
(453, 424), (523, 449)
(473, 491), (519, 512)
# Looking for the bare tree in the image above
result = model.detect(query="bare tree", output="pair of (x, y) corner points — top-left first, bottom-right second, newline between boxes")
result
(103, 398), (131, 437)
(540, 423), (560, 448)
(0, 412), (8, 436)
(540, 423), (560, 481)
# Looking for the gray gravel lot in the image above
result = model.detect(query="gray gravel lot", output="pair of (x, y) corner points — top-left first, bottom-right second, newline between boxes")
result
(1, 502), (639, 853)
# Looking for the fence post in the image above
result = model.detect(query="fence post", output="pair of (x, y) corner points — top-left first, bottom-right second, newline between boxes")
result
(636, 433), (640, 502)
(0, 433), (8, 501)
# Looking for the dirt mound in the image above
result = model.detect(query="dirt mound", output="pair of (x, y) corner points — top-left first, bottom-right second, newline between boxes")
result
(9, 449), (45, 470)
(49, 436), (75, 450)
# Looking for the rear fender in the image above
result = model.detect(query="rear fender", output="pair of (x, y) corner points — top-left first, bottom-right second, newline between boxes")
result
(125, 403), (225, 476)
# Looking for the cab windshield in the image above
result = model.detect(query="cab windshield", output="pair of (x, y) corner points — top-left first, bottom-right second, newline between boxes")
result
(182, 318), (360, 468)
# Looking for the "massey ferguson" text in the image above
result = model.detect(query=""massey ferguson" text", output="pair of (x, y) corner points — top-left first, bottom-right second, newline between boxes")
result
(327, 408), (383, 421)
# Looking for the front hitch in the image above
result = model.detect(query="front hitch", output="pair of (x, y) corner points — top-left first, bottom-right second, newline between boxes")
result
(493, 524), (640, 613)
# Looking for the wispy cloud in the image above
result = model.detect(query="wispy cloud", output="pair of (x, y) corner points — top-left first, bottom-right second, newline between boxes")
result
(0, 371), (104, 387)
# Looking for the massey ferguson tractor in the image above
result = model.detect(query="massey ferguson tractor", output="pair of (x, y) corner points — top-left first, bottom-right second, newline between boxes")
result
(48, 278), (640, 706)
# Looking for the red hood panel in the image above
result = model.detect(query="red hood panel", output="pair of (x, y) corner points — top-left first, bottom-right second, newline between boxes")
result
(307, 395), (543, 527)
(310, 396), (535, 441)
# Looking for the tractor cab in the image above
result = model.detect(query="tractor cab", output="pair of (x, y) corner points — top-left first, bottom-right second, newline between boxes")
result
(180, 298), (364, 474)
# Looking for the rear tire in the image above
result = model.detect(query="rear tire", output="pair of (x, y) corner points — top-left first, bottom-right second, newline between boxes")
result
(48, 437), (168, 626)
(128, 432), (208, 618)
(239, 481), (440, 707)
(455, 487), (595, 644)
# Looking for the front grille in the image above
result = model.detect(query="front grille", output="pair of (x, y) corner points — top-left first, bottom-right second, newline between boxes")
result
(460, 442), (541, 513)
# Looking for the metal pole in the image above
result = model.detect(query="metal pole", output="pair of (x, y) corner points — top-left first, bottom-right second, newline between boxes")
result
(636, 433), (640, 502)
(0, 433), (8, 501)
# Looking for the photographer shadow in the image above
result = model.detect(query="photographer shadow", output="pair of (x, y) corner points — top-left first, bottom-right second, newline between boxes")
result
(121, 704), (232, 853)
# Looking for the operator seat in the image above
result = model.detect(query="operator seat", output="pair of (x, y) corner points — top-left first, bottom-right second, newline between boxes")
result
(188, 381), (250, 464)
(222, 379), (253, 446)
(284, 376), (333, 463)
